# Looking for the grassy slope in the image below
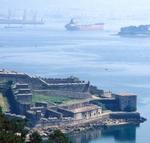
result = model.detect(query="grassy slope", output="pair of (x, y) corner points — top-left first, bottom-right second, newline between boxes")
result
(0, 92), (9, 112)
(32, 94), (72, 105)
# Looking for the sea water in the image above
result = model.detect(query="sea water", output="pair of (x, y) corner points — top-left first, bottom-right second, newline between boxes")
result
(0, 25), (150, 143)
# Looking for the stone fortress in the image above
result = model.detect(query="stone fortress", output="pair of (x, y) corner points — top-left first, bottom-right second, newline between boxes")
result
(0, 69), (140, 131)
(14, 83), (32, 103)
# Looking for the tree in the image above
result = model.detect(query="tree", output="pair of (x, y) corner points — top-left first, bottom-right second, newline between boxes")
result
(29, 131), (42, 143)
(48, 130), (71, 143)
(0, 131), (23, 143)
(0, 106), (2, 115)
(0, 111), (27, 143)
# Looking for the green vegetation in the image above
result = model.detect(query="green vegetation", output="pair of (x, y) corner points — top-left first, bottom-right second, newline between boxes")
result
(0, 92), (9, 112)
(29, 131), (42, 143)
(0, 107), (27, 143)
(0, 107), (72, 143)
(28, 130), (72, 143)
(32, 94), (72, 105)
(48, 130), (72, 143)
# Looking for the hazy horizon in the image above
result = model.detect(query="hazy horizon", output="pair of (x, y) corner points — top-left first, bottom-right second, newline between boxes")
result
(1, 0), (150, 19)
(1, 0), (150, 31)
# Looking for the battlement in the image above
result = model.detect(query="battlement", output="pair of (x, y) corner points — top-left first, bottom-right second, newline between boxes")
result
(0, 69), (25, 75)
(0, 69), (90, 92)
(43, 76), (84, 84)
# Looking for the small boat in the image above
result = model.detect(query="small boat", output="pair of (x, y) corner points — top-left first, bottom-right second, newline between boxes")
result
(65, 19), (104, 31)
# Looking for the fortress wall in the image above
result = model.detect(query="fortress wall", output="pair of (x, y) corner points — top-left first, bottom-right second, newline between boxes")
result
(33, 90), (92, 99)
(90, 99), (119, 111)
(109, 112), (140, 120)
(89, 85), (104, 96)
(45, 109), (63, 119)
(0, 74), (47, 89)
(0, 74), (31, 83)
(43, 77), (83, 84)
(16, 95), (32, 103)
(61, 102), (90, 110)
(47, 84), (89, 92)
(57, 108), (74, 118)
(16, 102), (31, 115)
(0, 73), (90, 91)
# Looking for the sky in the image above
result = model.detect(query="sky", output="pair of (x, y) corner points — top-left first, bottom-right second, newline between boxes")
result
(1, 0), (150, 13)
(1, 0), (150, 27)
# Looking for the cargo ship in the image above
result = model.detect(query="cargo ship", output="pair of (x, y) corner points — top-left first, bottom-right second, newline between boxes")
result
(0, 11), (44, 25)
(118, 25), (150, 36)
(65, 19), (104, 31)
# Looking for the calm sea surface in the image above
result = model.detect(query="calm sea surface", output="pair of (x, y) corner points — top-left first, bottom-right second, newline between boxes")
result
(0, 26), (150, 143)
